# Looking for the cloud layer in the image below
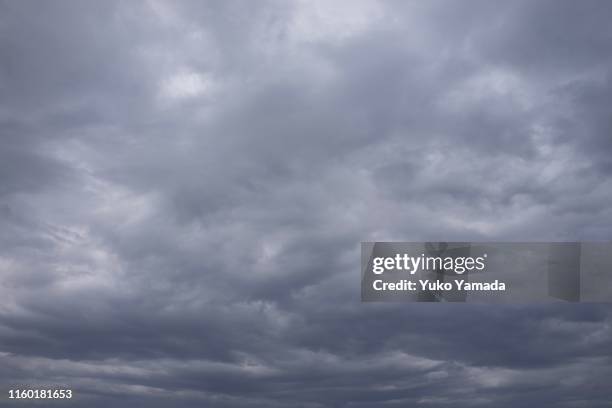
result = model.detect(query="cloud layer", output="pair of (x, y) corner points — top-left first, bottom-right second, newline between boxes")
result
(1, 1), (612, 406)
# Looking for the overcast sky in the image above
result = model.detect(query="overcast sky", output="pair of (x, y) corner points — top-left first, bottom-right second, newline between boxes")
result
(1, 0), (612, 407)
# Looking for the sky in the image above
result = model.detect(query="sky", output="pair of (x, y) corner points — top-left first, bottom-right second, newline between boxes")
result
(1, 0), (612, 406)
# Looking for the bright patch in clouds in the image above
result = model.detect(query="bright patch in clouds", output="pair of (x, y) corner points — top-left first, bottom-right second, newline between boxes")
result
(160, 71), (211, 101)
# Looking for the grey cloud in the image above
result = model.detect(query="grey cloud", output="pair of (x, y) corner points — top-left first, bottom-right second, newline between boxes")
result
(1, 0), (612, 407)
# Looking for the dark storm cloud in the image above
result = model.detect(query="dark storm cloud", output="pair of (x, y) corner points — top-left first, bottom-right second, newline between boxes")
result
(1, 1), (612, 407)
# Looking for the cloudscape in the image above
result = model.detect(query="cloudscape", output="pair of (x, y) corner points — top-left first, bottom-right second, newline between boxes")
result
(1, 1), (611, 406)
